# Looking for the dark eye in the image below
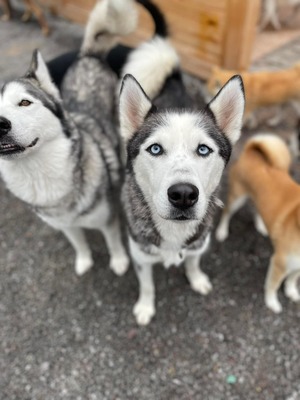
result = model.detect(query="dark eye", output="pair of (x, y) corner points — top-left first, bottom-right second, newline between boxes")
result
(19, 99), (32, 107)
(197, 144), (212, 157)
(147, 143), (163, 156)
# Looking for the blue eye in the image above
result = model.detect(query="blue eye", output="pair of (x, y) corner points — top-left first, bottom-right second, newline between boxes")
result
(197, 144), (212, 157)
(147, 143), (163, 156)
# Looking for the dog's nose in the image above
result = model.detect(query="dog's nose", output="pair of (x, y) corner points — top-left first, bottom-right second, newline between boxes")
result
(0, 117), (11, 137)
(168, 183), (199, 209)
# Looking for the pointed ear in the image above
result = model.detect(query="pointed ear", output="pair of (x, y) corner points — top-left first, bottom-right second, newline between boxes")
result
(26, 50), (61, 100)
(119, 74), (153, 143)
(208, 75), (245, 145)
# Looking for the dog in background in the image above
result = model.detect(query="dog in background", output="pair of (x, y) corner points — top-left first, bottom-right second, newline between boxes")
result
(207, 63), (300, 127)
(216, 134), (300, 313)
(260, 0), (300, 30)
(1, 0), (50, 35)
(118, 21), (245, 324)
(0, 0), (138, 276)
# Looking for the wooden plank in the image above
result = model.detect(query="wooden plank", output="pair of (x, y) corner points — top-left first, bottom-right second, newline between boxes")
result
(222, 0), (260, 70)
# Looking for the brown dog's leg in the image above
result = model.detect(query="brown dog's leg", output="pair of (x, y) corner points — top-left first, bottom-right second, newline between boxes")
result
(284, 270), (300, 302)
(21, 6), (32, 22)
(23, 0), (50, 36)
(264, 254), (287, 313)
(1, 0), (12, 21)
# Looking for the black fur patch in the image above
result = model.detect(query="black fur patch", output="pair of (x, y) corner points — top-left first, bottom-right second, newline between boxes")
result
(153, 69), (195, 111)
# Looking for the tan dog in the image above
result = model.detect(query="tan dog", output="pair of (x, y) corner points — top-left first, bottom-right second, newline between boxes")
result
(207, 64), (300, 126)
(1, 0), (49, 35)
(216, 134), (300, 313)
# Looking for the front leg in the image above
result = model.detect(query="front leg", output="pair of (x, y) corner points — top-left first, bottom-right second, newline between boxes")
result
(62, 227), (93, 276)
(185, 251), (212, 295)
(101, 218), (130, 277)
(133, 261), (155, 326)
(129, 238), (159, 326)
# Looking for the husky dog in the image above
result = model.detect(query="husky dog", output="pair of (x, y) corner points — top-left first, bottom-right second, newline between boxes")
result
(118, 35), (245, 325)
(0, 0), (138, 276)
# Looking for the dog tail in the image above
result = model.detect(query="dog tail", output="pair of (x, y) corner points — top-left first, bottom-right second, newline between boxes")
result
(136, 0), (168, 37)
(80, 0), (138, 56)
(120, 8), (179, 100)
(245, 134), (292, 172)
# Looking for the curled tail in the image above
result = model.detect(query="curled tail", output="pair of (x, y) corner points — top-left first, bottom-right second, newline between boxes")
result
(81, 0), (138, 56)
(120, 2), (179, 99)
(246, 134), (292, 172)
(136, 0), (168, 37)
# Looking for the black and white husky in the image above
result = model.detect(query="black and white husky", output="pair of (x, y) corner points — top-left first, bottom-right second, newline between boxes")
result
(0, 0), (138, 276)
(119, 37), (245, 325)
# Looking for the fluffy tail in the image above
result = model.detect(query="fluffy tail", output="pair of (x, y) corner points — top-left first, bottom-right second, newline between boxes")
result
(81, 0), (138, 56)
(120, 38), (179, 99)
(245, 134), (292, 172)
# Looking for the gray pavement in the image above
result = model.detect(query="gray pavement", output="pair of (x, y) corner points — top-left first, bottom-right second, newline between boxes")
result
(1, 7), (300, 400)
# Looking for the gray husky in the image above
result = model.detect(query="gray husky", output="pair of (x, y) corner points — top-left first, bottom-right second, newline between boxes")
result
(0, 0), (138, 276)
(119, 36), (245, 325)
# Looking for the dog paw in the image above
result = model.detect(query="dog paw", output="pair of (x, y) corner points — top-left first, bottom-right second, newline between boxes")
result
(285, 286), (300, 302)
(265, 296), (282, 313)
(190, 274), (213, 295)
(75, 256), (93, 276)
(110, 255), (130, 276)
(133, 301), (155, 326)
(215, 225), (228, 242)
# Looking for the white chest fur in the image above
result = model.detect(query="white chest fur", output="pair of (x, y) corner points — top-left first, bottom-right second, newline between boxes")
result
(129, 219), (209, 269)
(0, 138), (73, 207)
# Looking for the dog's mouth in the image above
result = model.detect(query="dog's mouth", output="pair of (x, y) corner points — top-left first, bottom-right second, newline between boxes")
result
(0, 137), (38, 155)
(0, 143), (25, 155)
(174, 215), (189, 221)
(162, 211), (198, 221)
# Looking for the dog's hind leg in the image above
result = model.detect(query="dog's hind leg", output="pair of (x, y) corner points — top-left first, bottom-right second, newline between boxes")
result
(264, 254), (287, 313)
(215, 179), (248, 242)
(185, 238), (212, 295)
(62, 227), (93, 276)
(101, 218), (129, 276)
(133, 262), (155, 326)
(284, 270), (300, 302)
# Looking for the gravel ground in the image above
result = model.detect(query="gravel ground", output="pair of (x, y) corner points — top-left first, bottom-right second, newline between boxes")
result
(1, 6), (300, 400)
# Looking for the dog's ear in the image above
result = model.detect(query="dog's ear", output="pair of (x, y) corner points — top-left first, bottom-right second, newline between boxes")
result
(26, 50), (61, 101)
(119, 74), (153, 142)
(208, 75), (245, 145)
